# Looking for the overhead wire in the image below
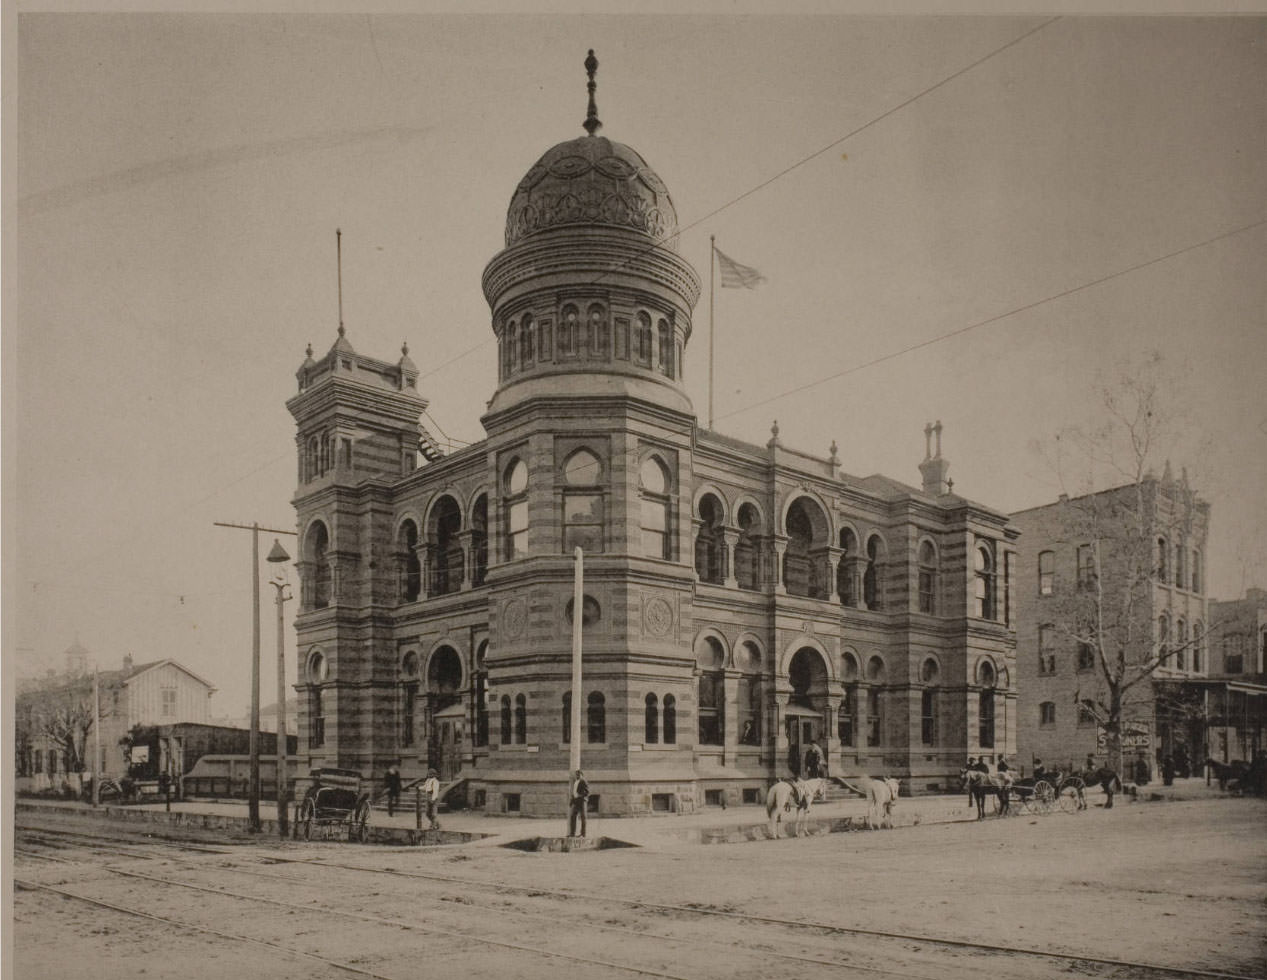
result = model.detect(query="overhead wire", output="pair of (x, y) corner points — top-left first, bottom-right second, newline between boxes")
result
(715, 216), (1267, 423)
(416, 16), (1064, 385)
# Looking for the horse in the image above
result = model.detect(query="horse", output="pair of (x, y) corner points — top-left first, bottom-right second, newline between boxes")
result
(1077, 766), (1122, 808)
(765, 777), (832, 838)
(833, 775), (901, 829)
(960, 768), (1011, 819)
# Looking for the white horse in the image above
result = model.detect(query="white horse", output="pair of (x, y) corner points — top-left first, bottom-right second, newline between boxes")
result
(765, 778), (832, 838)
(834, 775), (901, 829)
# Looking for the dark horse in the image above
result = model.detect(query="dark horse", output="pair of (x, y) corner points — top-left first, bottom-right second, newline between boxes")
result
(1077, 766), (1123, 808)
(960, 769), (1011, 819)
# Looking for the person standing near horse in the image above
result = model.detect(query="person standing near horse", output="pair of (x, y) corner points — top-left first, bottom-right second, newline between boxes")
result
(384, 763), (402, 817)
(568, 769), (590, 838)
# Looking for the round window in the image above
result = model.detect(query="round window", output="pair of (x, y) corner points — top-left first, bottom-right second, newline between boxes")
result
(506, 459), (528, 495)
(308, 651), (328, 684)
(640, 457), (667, 494)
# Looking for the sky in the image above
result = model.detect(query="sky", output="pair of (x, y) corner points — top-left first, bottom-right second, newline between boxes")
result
(7, 11), (1266, 716)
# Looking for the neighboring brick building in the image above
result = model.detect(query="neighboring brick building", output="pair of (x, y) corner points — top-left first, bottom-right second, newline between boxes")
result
(1204, 588), (1267, 762)
(15, 645), (217, 791)
(1013, 468), (1212, 776)
(287, 56), (1018, 815)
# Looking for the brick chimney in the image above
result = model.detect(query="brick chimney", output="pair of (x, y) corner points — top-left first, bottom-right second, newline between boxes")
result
(122, 653), (134, 673)
(919, 420), (951, 495)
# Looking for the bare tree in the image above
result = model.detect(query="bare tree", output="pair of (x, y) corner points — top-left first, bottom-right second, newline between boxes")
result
(1042, 353), (1210, 775)
(37, 693), (97, 776)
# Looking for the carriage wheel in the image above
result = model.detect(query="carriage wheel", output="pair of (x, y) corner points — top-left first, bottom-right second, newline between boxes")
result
(1059, 778), (1085, 813)
(1033, 781), (1056, 814)
(299, 799), (314, 841)
(353, 800), (371, 844)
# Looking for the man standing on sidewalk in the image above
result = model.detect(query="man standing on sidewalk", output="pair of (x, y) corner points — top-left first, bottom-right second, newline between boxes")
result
(568, 769), (590, 838)
(384, 763), (402, 817)
(421, 768), (441, 831)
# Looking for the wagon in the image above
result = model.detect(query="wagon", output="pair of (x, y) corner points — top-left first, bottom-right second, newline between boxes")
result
(297, 768), (372, 842)
(1007, 771), (1086, 815)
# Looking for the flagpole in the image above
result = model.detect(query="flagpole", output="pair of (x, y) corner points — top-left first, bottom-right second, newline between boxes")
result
(708, 235), (715, 430)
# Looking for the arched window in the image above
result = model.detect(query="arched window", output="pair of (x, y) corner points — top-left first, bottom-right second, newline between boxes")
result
(1193, 620), (1204, 673)
(472, 642), (488, 748)
(400, 651), (419, 748)
(428, 496), (463, 596)
(520, 313), (534, 367)
(735, 504), (760, 590)
(587, 691), (606, 743)
(738, 672), (761, 744)
(308, 652), (327, 747)
(1175, 541), (1186, 589)
(978, 685), (995, 749)
(838, 689), (855, 747)
(635, 311), (652, 366)
(867, 687), (883, 747)
(695, 494), (725, 584)
(507, 321), (519, 375)
(470, 495), (488, 587)
(974, 541), (995, 620)
(1038, 550), (1055, 596)
(784, 502), (814, 598)
(561, 691), (571, 743)
(918, 541), (937, 614)
(921, 689), (938, 746)
(500, 695), (512, 744)
(639, 456), (671, 559)
(657, 318), (673, 377)
(398, 519), (421, 603)
(864, 535), (886, 610)
(564, 449), (604, 554)
(514, 693), (527, 744)
(305, 522), (331, 609)
(1158, 614), (1170, 665)
(1176, 619), (1188, 671)
(504, 459), (529, 560)
(663, 694), (677, 744)
(1191, 550), (1202, 593)
(1157, 537), (1168, 581)
(697, 637), (725, 746)
(559, 304), (578, 357)
(644, 693), (659, 744)
(588, 304), (608, 358)
(837, 528), (858, 607)
(1039, 701), (1056, 726)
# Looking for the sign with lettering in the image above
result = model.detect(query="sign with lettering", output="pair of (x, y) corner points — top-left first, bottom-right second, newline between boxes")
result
(1098, 719), (1151, 750)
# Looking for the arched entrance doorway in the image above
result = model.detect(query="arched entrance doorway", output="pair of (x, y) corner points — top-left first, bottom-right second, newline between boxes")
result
(426, 646), (464, 780)
(786, 646), (830, 776)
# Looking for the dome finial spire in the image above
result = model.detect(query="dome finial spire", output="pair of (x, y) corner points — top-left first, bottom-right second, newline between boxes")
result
(583, 49), (601, 136)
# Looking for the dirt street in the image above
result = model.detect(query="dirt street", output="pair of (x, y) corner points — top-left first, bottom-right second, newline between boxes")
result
(13, 796), (1267, 980)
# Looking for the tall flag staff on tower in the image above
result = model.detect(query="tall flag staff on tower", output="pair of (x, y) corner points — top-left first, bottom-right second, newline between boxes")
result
(708, 238), (765, 429)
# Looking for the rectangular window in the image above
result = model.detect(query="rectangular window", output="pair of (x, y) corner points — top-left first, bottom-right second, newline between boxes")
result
(651, 793), (673, 812)
(503, 793), (521, 813)
(1226, 654), (1243, 674)
(564, 493), (604, 554)
(1004, 552), (1013, 626)
(867, 689), (882, 747)
(1038, 625), (1055, 675)
(402, 685), (416, 747)
(698, 673), (723, 746)
(918, 569), (935, 614)
(161, 688), (177, 717)
(507, 499), (529, 558)
(1038, 551), (1054, 595)
(838, 688), (855, 747)
(1077, 640), (1096, 671)
(1076, 544), (1095, 590)
(921, 690), (937, 746)
(978, 690), (995, 748)
(640, 497), (668, 559)
(1040, 702), (1056, 726)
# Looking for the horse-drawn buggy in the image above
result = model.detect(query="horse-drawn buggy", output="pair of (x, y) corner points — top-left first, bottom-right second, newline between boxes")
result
(1008, 769), (1087, 815)
(297, 768), (372, 842)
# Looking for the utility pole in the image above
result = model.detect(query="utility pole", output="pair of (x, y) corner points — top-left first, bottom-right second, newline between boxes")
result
(92, 667), (101, 807)
(267, 539), (293, 838)
(215, 521), (297, 832)
(567, 547), (583, 836)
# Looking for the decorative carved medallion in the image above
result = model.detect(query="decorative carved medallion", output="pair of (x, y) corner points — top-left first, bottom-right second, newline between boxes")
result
(644, 595), (673, 637)
(503, 597), (528, 639)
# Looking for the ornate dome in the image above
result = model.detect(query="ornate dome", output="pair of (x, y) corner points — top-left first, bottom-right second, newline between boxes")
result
(504, 135), (680, 249)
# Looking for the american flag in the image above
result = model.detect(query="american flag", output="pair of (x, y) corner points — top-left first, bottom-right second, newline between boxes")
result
(714, 247), (765, 289)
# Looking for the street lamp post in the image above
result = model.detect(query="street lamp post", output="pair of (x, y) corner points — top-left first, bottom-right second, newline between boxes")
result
(214, 520), (297, 834)
(266, 539), (292, 838)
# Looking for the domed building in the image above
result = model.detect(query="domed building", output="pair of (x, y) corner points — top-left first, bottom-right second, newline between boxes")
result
(287, 53), (1018, 816)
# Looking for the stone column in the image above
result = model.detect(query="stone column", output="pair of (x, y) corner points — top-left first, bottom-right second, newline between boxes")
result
(457, 531), (475, 592)
(823, 690), (842, 775)
(690, 516), (704, 583)
(825, 546), (843, 603)
(772, 688), (790, 776)
(722, 528), (740, 588)
(419, 542), (435, 597)
(722, 670), (741, 767)
(771, 534), (789, 595)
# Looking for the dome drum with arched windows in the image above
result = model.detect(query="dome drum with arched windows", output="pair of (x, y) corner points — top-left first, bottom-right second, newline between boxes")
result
(482, 54), (700, 417)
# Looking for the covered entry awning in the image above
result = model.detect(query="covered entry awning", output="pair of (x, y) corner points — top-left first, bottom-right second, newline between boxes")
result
(784, 703), (823, 717)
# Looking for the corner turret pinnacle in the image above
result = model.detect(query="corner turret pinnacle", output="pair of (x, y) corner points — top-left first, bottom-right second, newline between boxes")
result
(583, 49), (602, 136)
